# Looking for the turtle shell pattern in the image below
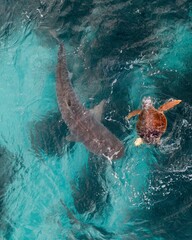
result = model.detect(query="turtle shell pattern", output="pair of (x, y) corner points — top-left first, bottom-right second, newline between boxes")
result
(136, 107), (167, 144)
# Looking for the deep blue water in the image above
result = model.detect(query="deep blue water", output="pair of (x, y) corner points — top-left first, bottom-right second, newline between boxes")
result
(0, 0), (192, 239)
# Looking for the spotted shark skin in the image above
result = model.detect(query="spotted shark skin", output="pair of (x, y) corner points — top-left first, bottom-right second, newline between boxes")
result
(56, 44), (124, 160)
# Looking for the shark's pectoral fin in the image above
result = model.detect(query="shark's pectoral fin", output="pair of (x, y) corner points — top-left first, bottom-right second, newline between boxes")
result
(66, 134), (80, 142)
(134, 137), (143, 146)
(90, 100), (106, 122)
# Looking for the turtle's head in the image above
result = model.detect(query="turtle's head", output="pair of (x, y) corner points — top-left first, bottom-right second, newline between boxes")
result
(142, 96), (153, 109)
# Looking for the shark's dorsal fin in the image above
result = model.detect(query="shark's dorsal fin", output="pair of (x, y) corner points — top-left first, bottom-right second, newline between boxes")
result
(66, 100), (106, 142)
(90, 100), (106, 122)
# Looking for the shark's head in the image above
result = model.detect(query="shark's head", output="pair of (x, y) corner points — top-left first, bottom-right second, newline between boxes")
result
(142, 96), (153, 109)
(102, 139), (124, 161)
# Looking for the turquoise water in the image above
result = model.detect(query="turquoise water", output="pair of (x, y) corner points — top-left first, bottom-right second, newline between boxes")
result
(0, 1), (192, 239)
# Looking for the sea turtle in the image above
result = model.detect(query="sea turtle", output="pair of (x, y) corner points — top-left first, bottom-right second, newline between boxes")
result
(126, 97), (182, 146)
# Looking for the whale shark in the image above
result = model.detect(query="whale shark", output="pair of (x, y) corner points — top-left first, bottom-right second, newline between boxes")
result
(56, 44), (124, 160)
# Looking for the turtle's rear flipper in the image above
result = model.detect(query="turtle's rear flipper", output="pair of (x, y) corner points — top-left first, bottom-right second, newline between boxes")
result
(134, 137), (143, 146)
(125, 109), (141, 120)
(158, 100), (182, 112)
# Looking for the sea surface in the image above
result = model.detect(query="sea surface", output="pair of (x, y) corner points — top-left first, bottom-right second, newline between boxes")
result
(0, 0), (192, 239)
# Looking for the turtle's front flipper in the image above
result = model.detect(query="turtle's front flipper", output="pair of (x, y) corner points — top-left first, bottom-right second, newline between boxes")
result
(125, 109), (141, 120)
(134, 137), (143, 146)
(158, 100), (182, 112)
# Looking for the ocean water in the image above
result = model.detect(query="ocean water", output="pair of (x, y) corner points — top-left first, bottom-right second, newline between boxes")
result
(0, 0), (192, 239)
